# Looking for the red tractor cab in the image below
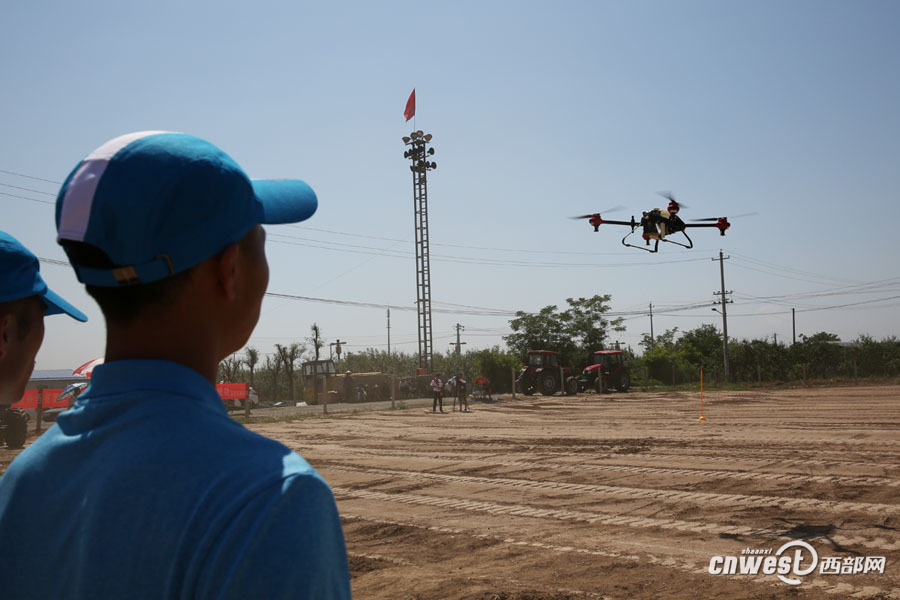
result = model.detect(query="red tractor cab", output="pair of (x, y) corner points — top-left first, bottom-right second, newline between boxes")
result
(578, 350), (631, 394)
(516, 350), (579, 396)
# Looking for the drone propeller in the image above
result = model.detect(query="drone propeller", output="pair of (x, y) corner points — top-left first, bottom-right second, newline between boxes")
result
(569, 205), (625, 219)
(657, 191), (688, 209)
(690, 212), (757, 222)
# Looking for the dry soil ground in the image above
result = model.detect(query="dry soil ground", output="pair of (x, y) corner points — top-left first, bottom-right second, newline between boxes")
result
(3, 385), (899, 599)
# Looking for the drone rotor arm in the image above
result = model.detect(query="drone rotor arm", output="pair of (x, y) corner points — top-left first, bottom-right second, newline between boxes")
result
(685, 218), (730, 236)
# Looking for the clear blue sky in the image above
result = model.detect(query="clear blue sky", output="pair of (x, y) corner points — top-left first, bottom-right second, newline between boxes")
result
(3, 0), (899, 370)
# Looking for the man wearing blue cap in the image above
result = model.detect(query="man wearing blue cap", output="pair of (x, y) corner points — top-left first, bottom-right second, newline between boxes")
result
(0, 132), (352, 599)
(0, 231), (87, 447)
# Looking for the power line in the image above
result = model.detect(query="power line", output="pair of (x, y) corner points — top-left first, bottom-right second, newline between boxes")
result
(730, 251), (859, 285)
(263, 292), (520, 317)
(37, 256), (900, 321)
(0, 182), (57, 196)
(653, 294), (900, 317)
(794, 294), (900, 313)
(0, 174), (638, 260)
(0, 191), (54, 205)
(734, 277), (900, 304)
(268, 234), (712, 268)
(2, 165), (897, 280)
(0, 169), (62, 185)
(729, 260), (861, 287)
(4, 174), (862, 277)
(289, 224), (640, 257)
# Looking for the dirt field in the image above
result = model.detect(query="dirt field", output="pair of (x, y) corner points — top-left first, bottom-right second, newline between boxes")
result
(3, 385), (899, 598)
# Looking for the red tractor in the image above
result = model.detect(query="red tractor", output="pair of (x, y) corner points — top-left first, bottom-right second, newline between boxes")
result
(516, 350), (579, 396)
(577, 350), (631, 394)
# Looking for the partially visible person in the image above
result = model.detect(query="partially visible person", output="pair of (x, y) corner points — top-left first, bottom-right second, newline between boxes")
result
(473, 376), (489, 400)
(455, 373), (469, 413)
(431, 372), (444, 413)
(447, 374), (459, 411)
(0, 230), (87, 406)
(0, 132), (351, 599)
(343, 370), (354, 402)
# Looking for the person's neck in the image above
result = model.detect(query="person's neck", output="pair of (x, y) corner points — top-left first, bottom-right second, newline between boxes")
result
(104, 317), (222, 384)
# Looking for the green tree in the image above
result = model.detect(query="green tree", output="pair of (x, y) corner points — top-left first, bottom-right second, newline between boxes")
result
(470, 346), (520, 393)
(560, 296), (625, 357)
(260, 354), (283, 401)
(275, 343), (304, 402)
(505, 305), (571, 359)
(635, 326), (720, 385)
(851, 335), (900, 377)
(640, 327), (679, 353)
(218, 355), (243, 383)
(678, 324), (722, 367)
(343, 349), (418, 376)
(244, 346), (259, 388)
(791, 332), (841, 379)
(308, 323), (324, 361)
(505, 295), (623, 369)
(729, 337), (789, 382)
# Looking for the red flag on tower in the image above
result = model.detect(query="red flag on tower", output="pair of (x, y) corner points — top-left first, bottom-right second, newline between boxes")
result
(404, 89), (416, 122)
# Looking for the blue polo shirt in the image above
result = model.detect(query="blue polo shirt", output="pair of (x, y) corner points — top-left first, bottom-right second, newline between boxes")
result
(0, 360), (351, 599)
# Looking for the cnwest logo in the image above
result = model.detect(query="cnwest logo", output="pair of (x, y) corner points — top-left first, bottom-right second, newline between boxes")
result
(708, 540), (886, 586)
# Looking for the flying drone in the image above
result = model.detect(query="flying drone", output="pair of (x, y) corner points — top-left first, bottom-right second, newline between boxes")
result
(572, 192), (746, 253)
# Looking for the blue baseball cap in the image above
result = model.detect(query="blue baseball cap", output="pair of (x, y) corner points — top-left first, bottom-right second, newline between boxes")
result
(0, 230), (88, 321)
(55, 131), (317, 286)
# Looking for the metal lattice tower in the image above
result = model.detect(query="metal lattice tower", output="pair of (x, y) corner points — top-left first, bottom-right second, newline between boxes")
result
(402, 131), (437, 372)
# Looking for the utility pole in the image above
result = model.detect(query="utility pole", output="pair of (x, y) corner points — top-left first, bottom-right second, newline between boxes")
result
(330, 339), (347, 369)
(386, 309), (391, 356)
(773, 332), (777, 345)
(712, 250), (732, 382)
(792, 308), (796, 345)
(649, 303), (655, 348)
(452, 323), (467, 354)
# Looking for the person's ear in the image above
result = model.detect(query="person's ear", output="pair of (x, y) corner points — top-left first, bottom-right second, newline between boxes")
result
(214, 242), (241, 300)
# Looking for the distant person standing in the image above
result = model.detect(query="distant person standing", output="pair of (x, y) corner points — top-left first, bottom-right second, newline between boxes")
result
(431, 373), (444, 413)
(342, 371), (354, 403)
(448, 375), (458, 411)
(455, 373), (469, 412)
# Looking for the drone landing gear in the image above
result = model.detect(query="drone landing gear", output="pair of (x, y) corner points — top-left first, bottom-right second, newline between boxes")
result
(621, 231), (659, 253)
(661, 231), (693, 249)
(621, 230), (694, 252)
